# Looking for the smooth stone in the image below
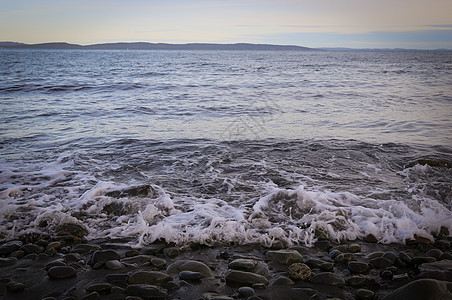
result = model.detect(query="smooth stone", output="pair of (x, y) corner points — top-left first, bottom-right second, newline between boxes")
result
(369, 257), (393, 268)
(45, 259), (67, 269)
(346, 275), (369, 287)
(0, 241), (23, 254)
(334, 253), (356, 264)
(163, 247), (180, 258)
(237, 286), (255, 297)
(313, 240), (332, 251)
(45, 242), (62, 251)
(90, 250), (120, 265)
(86, 283), (111, 294)
(73, 244), (101, 252)
(381, 270), (393, 280)
(425, 249), (442, 260)
(309, 272), (345, 286)
(166, 260), (213, 276)
(225, 270), (269, 286)
(105, 273), (130, 286)
(320, 262), (334, 271)
(418, 260), (452, 281)
(413, 256), (437, 265)
(356, 288), (375, 300)
(203, 292), (234, 300)
(288, 263), (311, 280)
(382, 278), (452, 300)
(65, 252), (84, 262)
(348, 243), (362, 253)
(0, 257), (18, 266)
(128, 271), (173, 286)
(6, 281), (25, 292)
(399, 252), (413, 264)
(179, 271), (203, 280)
(105, 260), (124, 270)
(366, 251), (383, 259)
(48, 266), (76, 279)
(382, 251), (398, 263)
(126, 284), (168, 299)
(121, 255), (154, 265)
(304, 258), (326, 269)
(165, 281), (180, 291)
(20, 243), (44, 254)
(348, 261), (369, 274)
(440, 252), (452, 260)
(364, 234), (378, 243)
(271, 276), (295, 285)
(228, 259), (257, 271)
(265, 249), (303, 265)
(329, 249), (341, 259)
(55, 223), (88, 237)
(150, 258), (167, 269)
(140, 244), (165, 255)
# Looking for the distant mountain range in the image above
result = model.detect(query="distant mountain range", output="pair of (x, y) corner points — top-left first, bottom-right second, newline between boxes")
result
(0, 42), (315, 51)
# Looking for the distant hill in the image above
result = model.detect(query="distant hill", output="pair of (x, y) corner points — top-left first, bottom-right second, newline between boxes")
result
(0, 41), (314, 51)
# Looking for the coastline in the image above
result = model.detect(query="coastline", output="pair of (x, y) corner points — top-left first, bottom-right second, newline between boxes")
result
(1, 229), (451, 300)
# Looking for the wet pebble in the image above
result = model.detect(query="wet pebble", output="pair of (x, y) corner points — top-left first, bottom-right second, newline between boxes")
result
(82, 292), (100, 300)
(126, 284), (168, 299)
(151, 257), (167, 269)
(237, 286), (254, 297)
(179, 270), (203, 280)
(121, 255), (154, 265)
(348, 261), (369, 274)
(166, 260), (213, 276)
(0, 257), (18, 266)
(6, 281), (25, 293)
(265, 249), (304, 265)
(381, 270), (393, 280)
(45, 259), (67, 269)
(413, 256), (436, 265)
(346, 275), (369, 287)
(48, 266), (77, 279)
(90, 250), (120, 265)
(140, 244), (165, 255)
(228, 258), (257, 271)
(105, 259), (124, 270)
(369, 257), (393, 268)
(0, 240), (23, 254)
(20, 243), (44, 254)
(356, 288), (374, 300)
(86, 283), (112, 294)
(271, 276), (295, 285)
(348, 243), (361, 253)
(225, 270), (269, 286)
(163, 247), (180, 258)
(128, 271), (173, 286)
(382, 252), (398, 263)
(425, 249), (442, 260)
(310, 272), (345, 286)
(328, 249), (341, 259)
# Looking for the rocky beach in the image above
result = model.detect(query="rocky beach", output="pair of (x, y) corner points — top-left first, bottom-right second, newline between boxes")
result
(1, 225), (451, 300)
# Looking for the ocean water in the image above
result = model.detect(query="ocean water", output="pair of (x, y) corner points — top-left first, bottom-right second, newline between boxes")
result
(0, 49), (451, 247)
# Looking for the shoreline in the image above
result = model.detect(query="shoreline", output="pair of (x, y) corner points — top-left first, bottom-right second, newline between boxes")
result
(1, 231), (451, 300)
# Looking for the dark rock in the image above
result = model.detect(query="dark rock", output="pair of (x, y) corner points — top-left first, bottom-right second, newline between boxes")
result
(366, 251), (383, 259)
(334, 253), (356, 264)
(179, 271), (203, 280)
(225, 270), (268, 286)
(65, 252), (84, 262)
(126, 284), (168, 299)
(73, 244), (101, 253)
(309, 272), (345, 286)
(55, 223), (88, 237)
(348, 243), (362, 253)
(348, 261), (369, 274)
(128, 271), (173, 286)
(10, 250), (24, 259)
(364, 234), (378, 243)
(121, 255), (154, 265)
(0, 257), (18, 266)
(369, 257), (393, 268)
(45, 241), (61, 251)
(125, 249), (140, 257)
(313, 240), (332, 251)
(356, 288), (375, 300)
(382, 278), (452, 300)
(166, 260), (213, 276)
(381, 270), (394, 280)
(228, 259), (257, 271)
(382, 252), (398, 263)
(140, 244), (165, 255)
(105, 274), (129, 287)
(6, 281), (25, 293)
(328, 249), (341, 259)
(20, 243), (44, 254)
(237, 286), (254, 297)
(151, 257), (167, 269)
(164, 281), (180, 291)
(426, 249), (443, 260)
(346, 275), (369, 287)
(265, 249), (303, 265)
(399, 252), (413, 264)
(0, 240), (23, 254)
(106, 184), (155, 198)
(163, 247), (180, 258)
(48, 266), (76, 279)
(418, 260), (452, 281)
(271, 276), (295, 285)
(105, 260), (124, 270)
(288, 263), (311, 280)
(413, 256), (436, 265)
(82, 292), (100, 300)
(24, 253), (37, 260)
(86, 283), (112, 294)
(413, 235), (432, 244)
(45, 259), (67, 269)
(90, 250), (120, 265)
(440, 252), (452, 260)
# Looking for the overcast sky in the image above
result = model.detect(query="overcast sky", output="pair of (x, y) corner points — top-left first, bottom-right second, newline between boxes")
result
(1, 0), (452, 49)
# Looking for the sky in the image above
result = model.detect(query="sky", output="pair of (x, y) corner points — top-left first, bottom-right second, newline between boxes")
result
(1, 0), (452, 49)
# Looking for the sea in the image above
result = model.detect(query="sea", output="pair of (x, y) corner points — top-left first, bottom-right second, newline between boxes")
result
(0, 49), (451, 247)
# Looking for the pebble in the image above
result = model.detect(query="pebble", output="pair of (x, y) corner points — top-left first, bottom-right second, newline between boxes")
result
(309, 272), (345, 286)
(413, 256), (436, 265)
(46, 242), (62, 251)
(86, 283), (111, 294)
(381, 270), (393, 280)
(48, 266), (77, 279)
(399, 252), (413, 264)
(140, 244), (165, 255)
(179, 271), (203, 280)
(288, 263), (311, 280)
(348, 243), (361, 253)
(328, 249), (341, 259)
(45, 259), (67, 269)
(105, 260), (124, 270)
(20, 243), (44, 254)
(90, 250), (120, 265)
(166, 260), (213, 276)
(271, 276), (295, 285)
(104, 274), (129, 287)
(0, 257), (18, 266)
(6, 281), (25, 292)
(126, 284), (168, 299)
(228, 258), (257, 271)
(348, 261), (369, 274)
(128, 271), (173, 286)
(366, 251), (383, 259)
(163, 247), (180, 258)
(225, 270), (269, 286)
(121, 255), (154, 265)
(364, 234), (379, 243)
(356, 288), (375, 300)
(237, 286), (254, 297)
(334, 253), (356, 264)
(346, 275), (369, 287)
(440, 252), (452, 260)
(0, 241), (23, 254)
(151, 257), (167, 269)
(369, 257), (393, 268)
(382, 251), (398, 263)
(265, 249), (304, 265)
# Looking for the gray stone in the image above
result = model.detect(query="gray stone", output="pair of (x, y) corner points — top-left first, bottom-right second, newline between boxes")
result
(356, 288), (375, 300)
(418, 260), (452, 281)
(0, 240), (23, 254)
(334, 253), (356, 264)
(121, 255), (154, 265)
(126, 284), (168, 299)
(271, 276), (295, 285)
(20, 243), (44, 254)
(328, 249), (341, 259)
(105, 260), (124, 270)
(382, 278), (452, 300)
(65, 252), (84, 262)
(90, 250), (120, 265)
(163, 247), (180, 258)
(348, 243), (361, 253)
(265, 249), (303, 265)
(48, 266), (76, 279)
(179, 271), (203, 280)
(309, 272), (345, 286)
(237, 286), (254, 297)
(140, 244), (165, 255)
(151, 257), (167, 269)
(381, 270), (393, 280)
(86, 283), (112, 294)
(0, 257), (18, 266)
(45, 259), (67, 269)
(166, 260), (213, 276)
(440, 252), (452, 260)
(128, 271), (173, 286)
(348, 261), (369, 274)
(413, 256), (437, 265)
(73, 244), (101, 252)
(382, 251), (398, 263)
(225, 270), (269, 286)
(6, 281), (25, 292)
(105, 273), (130, 286)
(228, 259), (257, 271)
(369, 257), (393, 268)
(366, 251), (383, 259)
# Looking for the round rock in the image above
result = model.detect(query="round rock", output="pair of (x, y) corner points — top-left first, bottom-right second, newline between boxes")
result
(266, 249), (303, 265)
(237, 286), (255, 297)
(48, 266), (77, 279)
(6, 281), (25, 293)
(348, 261), (369, 274)
(310, 272), (345, 286)
(128, 271), (173, 286)
(179, 271), (203, 281)
(228, 259), (257, 271)
(356, 288), (375, 300)
(288, 263), (311, 280)
(166, 260), (213, 276)
(105, 260), (124, 270)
